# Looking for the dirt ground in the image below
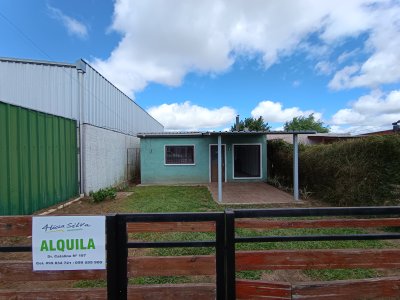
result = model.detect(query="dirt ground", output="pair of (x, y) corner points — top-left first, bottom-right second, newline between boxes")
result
(37, 192), (134, 216)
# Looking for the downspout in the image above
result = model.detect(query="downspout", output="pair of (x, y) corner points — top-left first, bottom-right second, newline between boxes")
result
(76, 60), (86, 195)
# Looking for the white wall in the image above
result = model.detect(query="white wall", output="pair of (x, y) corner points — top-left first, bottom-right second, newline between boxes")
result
(82, 124), (139, 194)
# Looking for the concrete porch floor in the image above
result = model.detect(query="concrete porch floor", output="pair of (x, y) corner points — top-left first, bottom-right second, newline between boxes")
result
(207, 182), (296, 204)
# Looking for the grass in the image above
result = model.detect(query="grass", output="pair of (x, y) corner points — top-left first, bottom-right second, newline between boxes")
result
(120, 185), (220, 212)
(77, 185), (399, 286)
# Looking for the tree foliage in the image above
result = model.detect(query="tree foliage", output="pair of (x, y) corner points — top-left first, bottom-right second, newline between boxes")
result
(284, 114), (330, 133)
(231, 116), (271, 131)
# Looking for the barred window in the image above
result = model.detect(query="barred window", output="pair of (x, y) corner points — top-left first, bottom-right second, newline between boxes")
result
(165, 145), (195, 164)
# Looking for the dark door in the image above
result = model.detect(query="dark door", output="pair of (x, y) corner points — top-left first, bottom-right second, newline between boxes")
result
(210, 145), (225, 182)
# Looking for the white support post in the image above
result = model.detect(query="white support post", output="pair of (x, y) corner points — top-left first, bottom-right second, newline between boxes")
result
(218, 135), (222, 202)
(293, 134), (299, 200)
(265, 137), (268, 182)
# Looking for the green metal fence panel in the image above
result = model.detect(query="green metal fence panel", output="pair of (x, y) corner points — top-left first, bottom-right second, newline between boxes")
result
(0, 102), (78, 215)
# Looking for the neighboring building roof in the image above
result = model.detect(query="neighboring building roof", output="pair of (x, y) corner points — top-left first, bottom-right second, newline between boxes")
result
(0, 56), (164, 134)
(360, 129), (396, 136)
(267, 132), (358, 144)
(138, 130), (316, 138)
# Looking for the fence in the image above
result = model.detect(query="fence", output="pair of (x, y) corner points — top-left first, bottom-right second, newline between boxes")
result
(2, 207), (400, 299)
(126, 148), (140, 184)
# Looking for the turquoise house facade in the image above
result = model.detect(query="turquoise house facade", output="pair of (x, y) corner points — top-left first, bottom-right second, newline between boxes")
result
(138, 132), (268, 184)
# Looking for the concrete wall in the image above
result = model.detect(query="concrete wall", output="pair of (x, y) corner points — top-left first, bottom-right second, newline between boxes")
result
(82, 124), (139, 194)
(140, 135), (267, 184)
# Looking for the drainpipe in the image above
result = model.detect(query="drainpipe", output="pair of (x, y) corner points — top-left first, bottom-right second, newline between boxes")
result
(76, 60), (86, 195)
(218, 135), (222, 202)
(293, 133), (299, 200)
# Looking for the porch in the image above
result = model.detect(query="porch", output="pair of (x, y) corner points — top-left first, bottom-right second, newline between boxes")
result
(208, 182), (297, 204)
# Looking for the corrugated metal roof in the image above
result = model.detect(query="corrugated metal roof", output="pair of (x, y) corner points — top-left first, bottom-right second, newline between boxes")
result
(0, 57), (76, 68)
(0, 57), (164, 135)
(137, 130), (316, 138)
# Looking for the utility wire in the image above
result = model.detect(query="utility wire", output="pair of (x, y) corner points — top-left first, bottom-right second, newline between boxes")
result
(0, 10), (145, 135)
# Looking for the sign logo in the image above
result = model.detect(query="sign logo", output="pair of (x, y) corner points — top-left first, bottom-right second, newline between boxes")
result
(32, 216), (106, 271)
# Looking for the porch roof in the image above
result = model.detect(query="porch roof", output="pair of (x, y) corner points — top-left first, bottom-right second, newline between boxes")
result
(137, 130), (316, 138)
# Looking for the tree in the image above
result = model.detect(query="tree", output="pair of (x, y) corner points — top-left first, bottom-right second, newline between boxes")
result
(231, 116), (271, 131)
(284, 113), (330, 133)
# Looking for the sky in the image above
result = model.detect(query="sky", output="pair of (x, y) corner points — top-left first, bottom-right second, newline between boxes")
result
(1, 0), (400, 134)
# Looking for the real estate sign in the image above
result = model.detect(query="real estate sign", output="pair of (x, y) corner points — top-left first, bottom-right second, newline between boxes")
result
(32, 216), (106, 271)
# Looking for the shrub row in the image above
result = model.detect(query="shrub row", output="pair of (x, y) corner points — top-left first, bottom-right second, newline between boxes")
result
(268, 135), (400, 206)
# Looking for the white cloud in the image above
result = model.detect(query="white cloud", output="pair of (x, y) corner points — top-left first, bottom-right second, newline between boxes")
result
(147, 101), (236, 131)
(330, 89), (400, 133)
(315, 61), (335, 75)
(328, 3), (400, 89)
(48, 5), (88, 39)
(328, 65), (360, 90)
(92, 0), (400, 96)
(337, 49), (360, 64)
(251, 100), (322, 123)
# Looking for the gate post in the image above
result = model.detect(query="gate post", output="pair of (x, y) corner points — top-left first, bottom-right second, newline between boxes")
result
(116, 214), (128, 299)
(106, 215), (119, 299)
(216, 213), (226, 299)
(225, 210), (236, 299)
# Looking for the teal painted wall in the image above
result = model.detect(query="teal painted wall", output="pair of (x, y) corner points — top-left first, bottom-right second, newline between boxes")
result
(140, 135), (267, 184)
(0, 102), (78, 215)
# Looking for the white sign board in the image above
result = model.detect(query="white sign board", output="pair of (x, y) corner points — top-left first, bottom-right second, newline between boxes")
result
(32, 216), (106, 271)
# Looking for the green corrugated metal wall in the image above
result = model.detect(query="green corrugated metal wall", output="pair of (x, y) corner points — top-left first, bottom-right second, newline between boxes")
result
(0, 102), (78, 215)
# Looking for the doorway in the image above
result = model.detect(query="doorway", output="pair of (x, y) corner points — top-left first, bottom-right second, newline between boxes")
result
(210, 145), (226, 182)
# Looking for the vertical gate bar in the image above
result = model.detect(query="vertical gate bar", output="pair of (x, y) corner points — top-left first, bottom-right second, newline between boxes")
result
(117, 214), (128, 299)
(225, 210), (236, 300)
(106, 215), (118, 299)
(215, 213), (226, 300)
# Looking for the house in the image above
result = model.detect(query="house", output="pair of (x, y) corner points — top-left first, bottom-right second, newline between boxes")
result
(0, 57), (163, 215)
(138, 130), (315, 202)
(138, 131), (267, 184)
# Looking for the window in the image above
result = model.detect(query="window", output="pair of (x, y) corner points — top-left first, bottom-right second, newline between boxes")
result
(165, 145), (195, 165)
(233, 144), (261, 178)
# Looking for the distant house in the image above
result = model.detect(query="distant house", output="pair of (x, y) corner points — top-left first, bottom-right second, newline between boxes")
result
(267, 133), (356, 144)
(360, 130), (396, 136)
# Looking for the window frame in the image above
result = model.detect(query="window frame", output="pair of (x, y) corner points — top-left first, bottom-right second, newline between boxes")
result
(164, 144), (196, 165)
(232, 143), (262, 179)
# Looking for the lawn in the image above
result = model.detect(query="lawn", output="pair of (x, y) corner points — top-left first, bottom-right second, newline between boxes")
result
(77, 185), (395, 284)
(122, 185), (221, 212)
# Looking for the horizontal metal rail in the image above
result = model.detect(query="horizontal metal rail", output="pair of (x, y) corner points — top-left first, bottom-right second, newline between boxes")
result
(121, 212), (223, 222)
(0, 246), (31, 252)
(236, 233), (400, 243)
(234, 206), (400, 218)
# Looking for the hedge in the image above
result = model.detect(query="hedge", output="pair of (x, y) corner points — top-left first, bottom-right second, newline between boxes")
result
(267, 135), (400, 206)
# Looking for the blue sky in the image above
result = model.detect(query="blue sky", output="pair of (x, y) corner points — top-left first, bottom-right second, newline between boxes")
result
(1, 0), (400, 133)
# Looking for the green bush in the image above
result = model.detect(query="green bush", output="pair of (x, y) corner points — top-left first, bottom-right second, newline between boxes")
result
(89, 187), (117, 203)
(268, 135), (400, 206)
